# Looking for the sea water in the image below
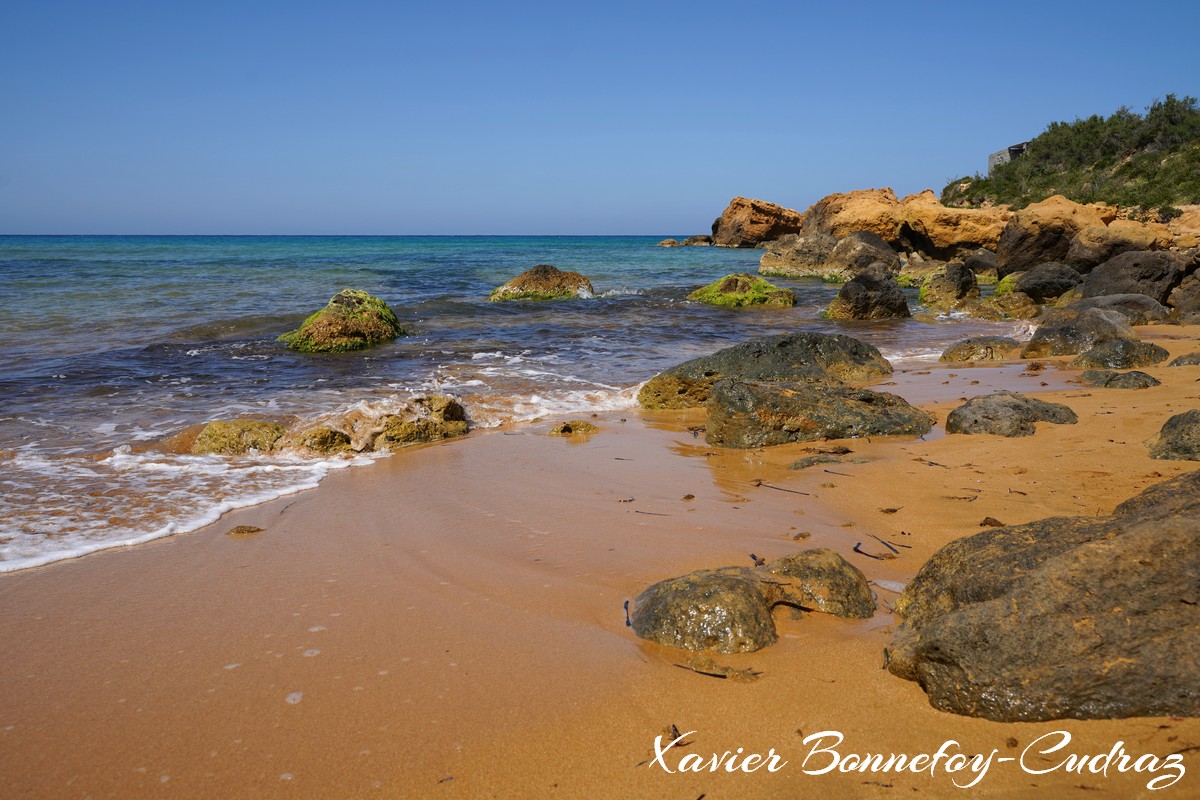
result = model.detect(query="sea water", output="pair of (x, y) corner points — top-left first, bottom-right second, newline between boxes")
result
(0, 235), (1027, 571)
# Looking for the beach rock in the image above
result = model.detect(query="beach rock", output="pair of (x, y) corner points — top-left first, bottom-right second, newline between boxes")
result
(630, 568), (779, 653)
(896, 190), (1011, 258)
(1147, 410), (1200, 460)
(290, 425), (353, 454)
(681, 235), (713, 246)
(1071, 340), (1170, 369)
(1167, 272), (1200, 314)
(656, 238), (681, 247)
(945, 391), (1077, 437)
(1063, 294), (1170, 325)
(1020, 307), (1135, 358)
(711, 196), (805, 248)
(279, 289), (405, 353)
(959, 291), (1041, 321)
(996, 195), (1117, 277)
(939, 337), (1021, 362)
(1079, 251), (1186, 305)
(687, 273), (796, 308)
(917, 262), (978, 309)
(705, 380), (934, 449)
(823, 231), (901, 279)
(1169, 207), (1200, 248)
(192, 419), (286, 455)
(1013, 262), (1082, 304)
(1169, 352), (1200, 367)
(548, 420), (598, 436)
(798, 188), (901, 243)
(758, 233), (839, 278)
(1079, 370), (1161, 389)
(637, 333), (893, 410)
(823, 263), (911, 320)
(489, 264), (594, 301)
(962, 248), (998, 275)
(375, 396), (469, 448)
(764, 549), (875, 618)
(1065, 220), (1171, 270)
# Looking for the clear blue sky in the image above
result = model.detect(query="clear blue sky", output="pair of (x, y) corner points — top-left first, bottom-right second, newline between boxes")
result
(2, 0), (1197, 234)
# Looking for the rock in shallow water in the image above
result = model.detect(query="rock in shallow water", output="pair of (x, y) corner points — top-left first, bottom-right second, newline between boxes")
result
(823, 263), (910, 319)
(279, 289), (406, 353)
(687, 273), (796, 308)
(489, 264), (593, 301)
(945, 391), (1077, 437)
(192, 419), (286, 455)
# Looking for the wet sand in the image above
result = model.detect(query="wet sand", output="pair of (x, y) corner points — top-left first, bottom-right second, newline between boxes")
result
(3, 326), (1200, 798)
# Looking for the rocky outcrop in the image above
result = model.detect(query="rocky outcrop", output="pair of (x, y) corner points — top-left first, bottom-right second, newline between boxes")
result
(1013, 262), (1082, 304)
(192, 419), (286, 455)
(822, 231), (901, 279)
(896, 190), (1011, 258)
(889, 472), (1200, 721)
(1079, 370), (1161, 389)
(823, 263), (911, 320)
(681, 235), (713, 246)
(996, 195), (1117, 277)
(705, 380), (934, 449)
(939, 337), (1021, 362)
(489, 264), (593, 301)
(636, 333), (893, 410)
(758, 233), (839, 278)
(657, 238), (680, 247)
(917, 262), (978, 309)
(1071, 340), (1170, 369)
(1063, 294), (1170, 325)
(1169, 206), (1200, 248)
(798, 188), (901, 243)
(1065, 220), (1171, 270)
(945, 391), (1078, 437)
(279, 289), (406, 353)
(688, 273), (796, 308)
(630, 549), (874, 653)
(1079, 251), (1187, 305)
(1148, 410), (1200, 460)
(711, 197), (805, 248)
(1020, 307), (1135, 358)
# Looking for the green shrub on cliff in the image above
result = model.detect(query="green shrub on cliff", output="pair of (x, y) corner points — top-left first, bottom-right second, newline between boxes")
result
(943, 95), (1200, 217)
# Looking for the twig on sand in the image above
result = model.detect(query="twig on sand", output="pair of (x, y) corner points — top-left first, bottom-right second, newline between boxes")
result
(823, 469), (853, 477)
(749, 479), (810, 496)
(869, 534), (901, 554)
(853, 542), (883, 560)
(634, 510), (670, 516)
(624, 600), (632, 627)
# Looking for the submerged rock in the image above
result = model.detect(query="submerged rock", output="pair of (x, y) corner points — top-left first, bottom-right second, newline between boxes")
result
(1071, 340), (1170, 369)
(706, 380), (934, 449)
(945, 391), (1077, 437)
(687, 273), (796, 308)
(1148, 410), (1200, 460)
(489, 264), (594, 301)
(823, 263), (910, 319)
(1079, 369), (1161, 389)
(1020, 307), (1136, 358)
(548, 420), (599, 436)
(192, 419), (286, 455)
(637, 333), (892, 410)
(939, 337), (1020, 362)
(279, 289), (405, 353)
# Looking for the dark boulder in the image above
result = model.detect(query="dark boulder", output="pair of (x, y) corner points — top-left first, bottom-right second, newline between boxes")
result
(823, 263), (911, 319)
(637, 333), (893, 409)
(945, 391), (1077, 437)
(764, 549), (875, 618)
(630, 568), (779, 653)
(705, 380), (934, 449)
(681, 235), (713, 246)
(1169, 352), (1200, 367)
(939, 337), (1021, 362)
(1168, 273), (1200, 314)
(918, 262), (979, 309)
(1071, 340), (1170, 369)
(1079, 370), (1161, 389)
(1020, 307), (1135, 358)
(1079, 251), (1186, 305)
(962, 248), (998, 275)
(1148, 410), (1200, 461)
(823, 231), (901, 280)
(758, 233), (839, 278)
(1013, 262), (1082, 303)
(1063, 294), (1170, 325)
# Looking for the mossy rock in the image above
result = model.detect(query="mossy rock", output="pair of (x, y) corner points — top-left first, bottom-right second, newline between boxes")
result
(548, 420), (599, 436)
(296, 425), (353, 454)
(993, 272), (1024, 296)
(280, 289), (405, 353)
(489, 264), (594, 301)
(688, 273), (796, 308)
(192, 419), (286, 455)
(376, 395), (470, 448)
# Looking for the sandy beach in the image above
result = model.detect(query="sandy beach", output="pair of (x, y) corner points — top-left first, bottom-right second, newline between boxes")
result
(3, 325), (1200, 798)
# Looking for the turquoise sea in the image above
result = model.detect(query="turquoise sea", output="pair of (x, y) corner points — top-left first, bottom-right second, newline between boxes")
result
(0, 235), (1027, 571)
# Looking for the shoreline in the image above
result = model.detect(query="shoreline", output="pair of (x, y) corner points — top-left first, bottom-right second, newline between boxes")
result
(3, 326), (1200, 797)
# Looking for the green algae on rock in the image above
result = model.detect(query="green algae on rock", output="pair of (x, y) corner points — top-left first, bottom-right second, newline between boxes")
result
(548, 420), (599, 436)
(191, 419), (286, 455)
(687, 273), (796, 308)
(489, 264), (594, 301)
(376, 396), (469, 449)
(279, 289), (405, 353)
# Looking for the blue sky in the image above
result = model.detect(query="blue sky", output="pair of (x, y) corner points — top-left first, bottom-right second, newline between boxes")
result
(2, 0), (1197, 234)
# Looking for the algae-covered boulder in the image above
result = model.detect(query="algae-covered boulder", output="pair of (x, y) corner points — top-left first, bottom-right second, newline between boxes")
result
(637, 333), (893, 410)
(687, 273), (796, 308)
(764, 549), (875, 618)
(279, 289), (405, 353)
(939, 337), (1021, 363)
(1148, 410), (1200, 460)
(376, 395), (469, 448)
(1079, 370), (1161, 389)
(631, 568), (779, 653)
(548, 420), (599, 436)
(489, 264), (593, 301)
(192, 419), (286, 455)
(823, 263), (910, 320)
(291, 425), (353, 454)
(1071, 340), (1170, 369)
(946, 391), (1077, 437)
(706, 380), (934, 449)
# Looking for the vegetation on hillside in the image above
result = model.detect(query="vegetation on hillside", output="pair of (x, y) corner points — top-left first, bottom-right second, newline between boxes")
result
(942, 95), (1200, 218)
